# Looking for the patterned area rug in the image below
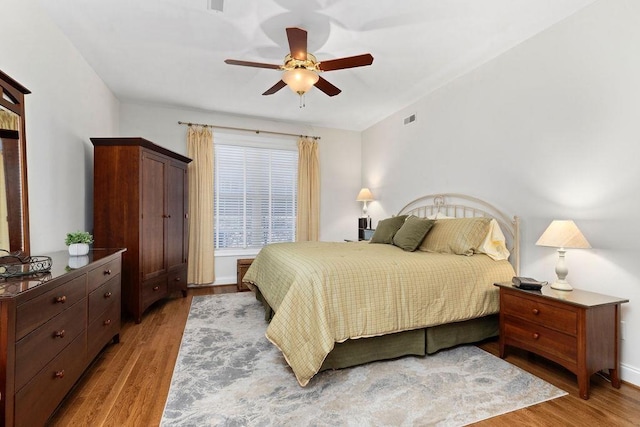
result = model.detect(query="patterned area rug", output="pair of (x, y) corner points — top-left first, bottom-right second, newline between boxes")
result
(161, 293), (566, 426)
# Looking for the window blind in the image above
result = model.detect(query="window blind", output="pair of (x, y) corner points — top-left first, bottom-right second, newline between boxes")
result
(214, 143), (297, 249)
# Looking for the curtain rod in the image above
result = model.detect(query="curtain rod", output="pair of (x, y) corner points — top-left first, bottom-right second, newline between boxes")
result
(177, 121), (320, 140)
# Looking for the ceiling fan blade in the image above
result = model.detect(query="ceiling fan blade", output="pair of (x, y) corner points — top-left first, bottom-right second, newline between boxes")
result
(225, 59), (282, 70)
(262, 80), (287, 95)
(314, 76), (341, 97)
(286, 27), (307, 61)
(318, 53), (374, 72)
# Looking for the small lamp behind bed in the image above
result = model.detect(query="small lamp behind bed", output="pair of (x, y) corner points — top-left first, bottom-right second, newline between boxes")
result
(536, 220), (591, 291)
(356, 188), (374, 217)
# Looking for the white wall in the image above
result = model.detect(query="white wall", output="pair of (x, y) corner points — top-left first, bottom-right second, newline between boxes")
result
(362, 0), (640, 386)
(2, 0), (120, 253)
(119, 102), (362, 285)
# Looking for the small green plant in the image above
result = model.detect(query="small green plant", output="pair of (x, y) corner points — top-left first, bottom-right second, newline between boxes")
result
(65, 231), (94, 246)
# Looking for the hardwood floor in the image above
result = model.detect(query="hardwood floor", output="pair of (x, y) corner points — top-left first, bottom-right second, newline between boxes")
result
(49, 287), (640, 426)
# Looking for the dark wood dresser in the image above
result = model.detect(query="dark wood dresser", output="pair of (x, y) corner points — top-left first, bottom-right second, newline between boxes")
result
(92, 137), (191, 323)
(0, 248), (124, 426)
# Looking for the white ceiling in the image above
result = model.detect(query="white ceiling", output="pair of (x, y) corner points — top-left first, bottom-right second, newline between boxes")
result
(40, 0), (596, 131)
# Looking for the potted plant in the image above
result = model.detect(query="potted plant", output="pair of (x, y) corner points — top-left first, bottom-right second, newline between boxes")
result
(65, 231), (94, 256)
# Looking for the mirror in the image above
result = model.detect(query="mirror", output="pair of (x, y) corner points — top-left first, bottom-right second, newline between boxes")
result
(0, 69), (30, 254)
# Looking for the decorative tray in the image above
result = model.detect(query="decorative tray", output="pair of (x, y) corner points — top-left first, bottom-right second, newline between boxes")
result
(0, 250), (52, 279)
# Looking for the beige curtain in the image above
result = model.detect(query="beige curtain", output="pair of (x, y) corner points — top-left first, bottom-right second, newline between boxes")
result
(296, 137), (320, 241)
(186, 126), (215, 285)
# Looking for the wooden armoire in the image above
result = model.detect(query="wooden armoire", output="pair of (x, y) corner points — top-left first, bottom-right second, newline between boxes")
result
(91, 137), (191, 323)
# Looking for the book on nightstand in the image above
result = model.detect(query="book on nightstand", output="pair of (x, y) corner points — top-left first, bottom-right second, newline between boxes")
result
(512, 276), (545, 290)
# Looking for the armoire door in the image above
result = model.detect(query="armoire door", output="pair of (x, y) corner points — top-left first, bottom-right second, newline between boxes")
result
(141, 151), (167, 281)
(167, 160), (188, 271)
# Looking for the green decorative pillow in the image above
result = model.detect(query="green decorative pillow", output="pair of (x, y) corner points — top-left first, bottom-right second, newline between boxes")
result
(392, 216), (436, 251)
(419, 217), (492, 255)
(369, 215), (408, 244)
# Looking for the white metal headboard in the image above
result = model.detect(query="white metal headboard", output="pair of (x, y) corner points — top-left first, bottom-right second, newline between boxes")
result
(397, 193), (520, 275)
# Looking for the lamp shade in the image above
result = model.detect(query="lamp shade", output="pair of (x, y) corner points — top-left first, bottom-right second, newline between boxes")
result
(282, 68), (319, 94)
(356, 188), (374, 202)
(535, 220), (591, 249)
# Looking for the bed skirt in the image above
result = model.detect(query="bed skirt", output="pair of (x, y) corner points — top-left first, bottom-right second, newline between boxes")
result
(253, 287), (498, 372)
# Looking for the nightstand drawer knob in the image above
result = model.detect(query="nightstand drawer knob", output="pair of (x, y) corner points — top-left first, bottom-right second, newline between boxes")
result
(532, 333), (540, 340)
(532, 308), (540, 315)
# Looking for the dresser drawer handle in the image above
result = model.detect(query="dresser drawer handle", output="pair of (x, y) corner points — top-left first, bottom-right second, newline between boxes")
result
(54, 370), (65, 379)
(174, 277), (181, 282)
(532, 308), (540, 315)
(104, 291), (113, 298)
(53, 330), (66, 338)
(153, 286), (160, 291)
(104, 269), (112, 275)
(532, 333), (540, 340)
(55, 295), (67, 304)
(104, 319), (112, 326)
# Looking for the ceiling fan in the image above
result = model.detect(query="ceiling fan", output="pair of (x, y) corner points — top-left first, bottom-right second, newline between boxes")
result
(225, 27), (374, 100)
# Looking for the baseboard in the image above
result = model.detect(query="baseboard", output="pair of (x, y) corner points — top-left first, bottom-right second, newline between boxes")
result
(213, 275), (236, 286)
(621, 362), (640, 388)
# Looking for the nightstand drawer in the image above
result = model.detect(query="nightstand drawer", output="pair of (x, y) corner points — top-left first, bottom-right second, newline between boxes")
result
(502, 292), (577, 335)
(504, 319), (577, 365)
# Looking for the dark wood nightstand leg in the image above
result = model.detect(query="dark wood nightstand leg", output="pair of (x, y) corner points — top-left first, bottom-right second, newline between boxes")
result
(578, 374), (590, 400)
(610, 368), (621, 389)
(611, 304), (622, 389)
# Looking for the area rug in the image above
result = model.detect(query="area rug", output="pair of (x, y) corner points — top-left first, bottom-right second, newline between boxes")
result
(161, 293), (566, 426)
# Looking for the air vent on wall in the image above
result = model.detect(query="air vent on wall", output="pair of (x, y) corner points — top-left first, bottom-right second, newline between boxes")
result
(208, 0), (224, 12)
(403, 113), (416, 125)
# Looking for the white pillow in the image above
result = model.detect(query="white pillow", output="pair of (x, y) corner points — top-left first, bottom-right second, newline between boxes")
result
(477, 219), (510, 261)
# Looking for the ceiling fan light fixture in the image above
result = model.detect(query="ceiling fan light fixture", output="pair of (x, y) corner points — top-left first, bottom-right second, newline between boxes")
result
(282, 68), (319, 95)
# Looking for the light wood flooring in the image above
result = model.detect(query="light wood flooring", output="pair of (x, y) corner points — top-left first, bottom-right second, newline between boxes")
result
(49, 287), (640, 426)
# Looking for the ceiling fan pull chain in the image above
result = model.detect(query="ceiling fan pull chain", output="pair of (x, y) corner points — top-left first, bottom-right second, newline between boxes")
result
(299, 94), (305, 108)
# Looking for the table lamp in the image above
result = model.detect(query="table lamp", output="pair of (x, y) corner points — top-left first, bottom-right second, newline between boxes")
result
(356, 188), (374, 217)
(535, 220), (591, 291)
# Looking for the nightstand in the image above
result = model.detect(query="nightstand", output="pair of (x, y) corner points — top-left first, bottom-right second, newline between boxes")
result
(494, 283), (628, 399)
(236, 258), (254, 292)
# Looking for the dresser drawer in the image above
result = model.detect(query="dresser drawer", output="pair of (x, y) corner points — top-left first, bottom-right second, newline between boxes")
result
(88, 258), (122, 292)
(87, 300), (120, 360)
(89, 275), (121, 321)
(502, 292), (577, 335)
(15, 298), (87, 392)
(14, 332), (87, 427)
(168, 267), (187, 293)
(504, 318), (577, 365)
(141, 276), (168, 309)
(16, 274), (87, 340)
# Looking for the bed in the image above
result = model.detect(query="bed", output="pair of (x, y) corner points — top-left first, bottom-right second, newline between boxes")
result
(243, 193), (520, 386)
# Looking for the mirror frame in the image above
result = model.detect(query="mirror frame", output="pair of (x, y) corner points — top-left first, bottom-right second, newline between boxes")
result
(0, 69), (31, 254)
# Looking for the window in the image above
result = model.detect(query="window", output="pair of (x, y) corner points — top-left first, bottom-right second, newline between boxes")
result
(214, 133), (297, 250)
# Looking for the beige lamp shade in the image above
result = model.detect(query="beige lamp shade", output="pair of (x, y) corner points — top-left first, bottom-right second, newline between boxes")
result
(536, 220), (590, 291)
(356, 188), (374, 202)
(536, 220), (591, 249)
